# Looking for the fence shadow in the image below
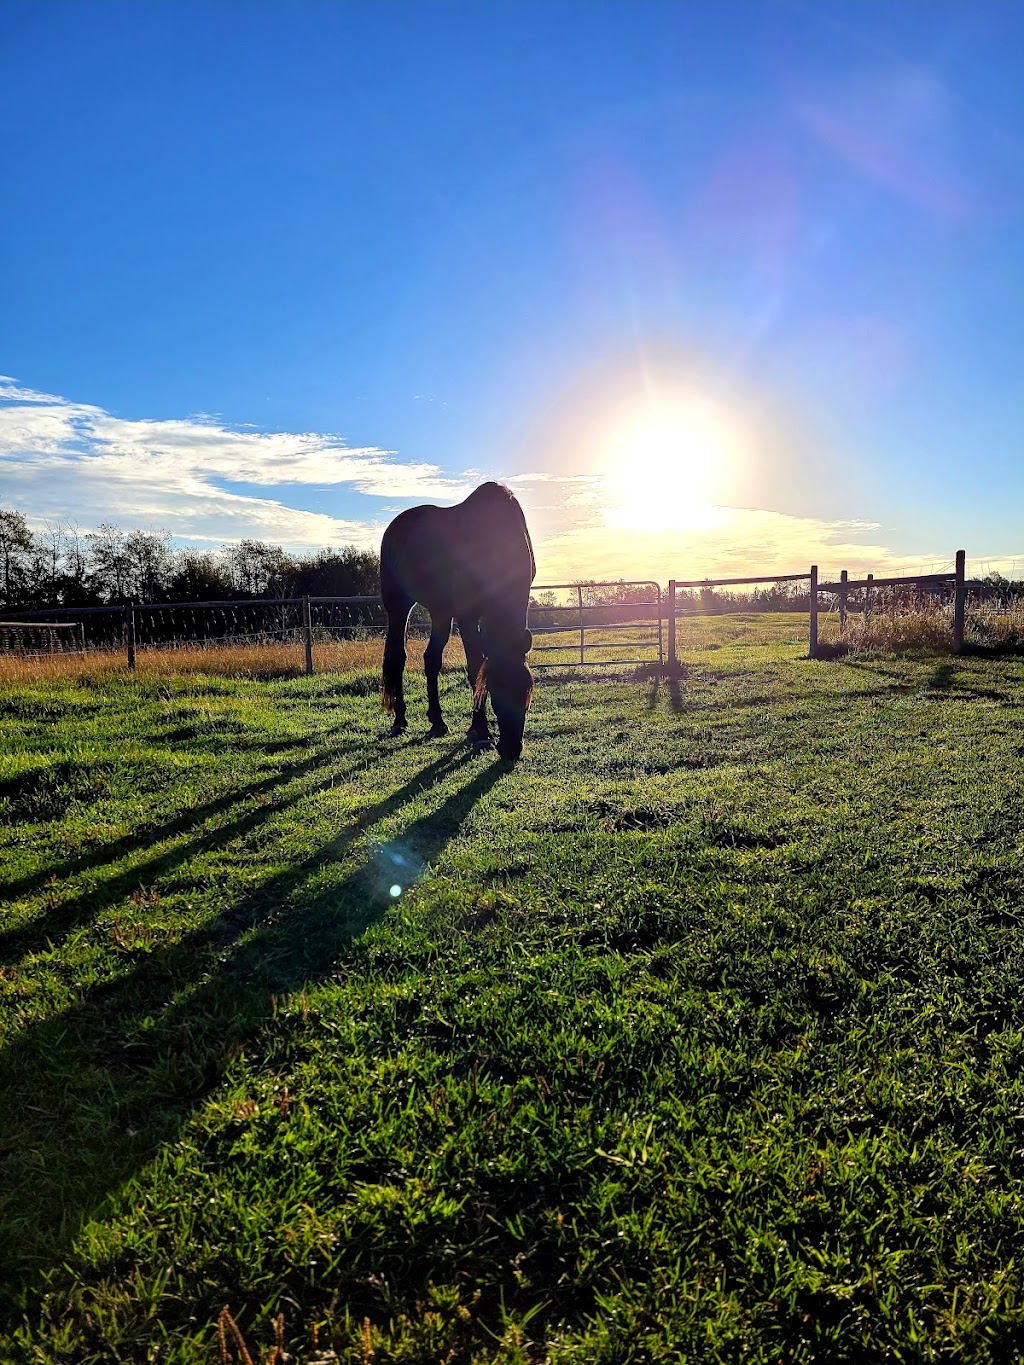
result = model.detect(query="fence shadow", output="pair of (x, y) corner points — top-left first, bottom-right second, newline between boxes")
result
(926, 660), (958, 691)
(0, 746), (506, 1323)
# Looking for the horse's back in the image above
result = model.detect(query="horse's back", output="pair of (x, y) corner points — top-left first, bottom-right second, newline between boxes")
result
(380, 484), (534, 619)
(380, 504), (455, 612)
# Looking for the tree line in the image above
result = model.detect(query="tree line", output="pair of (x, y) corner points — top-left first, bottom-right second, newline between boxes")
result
(0, 509), (380, 612)
(4, 505), (1020, 620)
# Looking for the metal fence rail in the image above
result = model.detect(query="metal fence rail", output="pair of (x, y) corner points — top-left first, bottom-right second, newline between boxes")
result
(528, 581), (662, 668)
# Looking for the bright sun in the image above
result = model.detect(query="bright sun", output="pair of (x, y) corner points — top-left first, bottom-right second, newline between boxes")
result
(601, 400), (738, 533)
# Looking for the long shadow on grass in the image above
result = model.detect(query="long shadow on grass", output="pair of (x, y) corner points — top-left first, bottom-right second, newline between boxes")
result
(0, 740), (384, 966)
(842, 656), (1019, 706)
(0, 735), (370, 909)
(0, 745), (505, 1323)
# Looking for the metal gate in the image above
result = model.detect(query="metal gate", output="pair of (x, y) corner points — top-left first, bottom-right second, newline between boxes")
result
(528, 581), (663, 668)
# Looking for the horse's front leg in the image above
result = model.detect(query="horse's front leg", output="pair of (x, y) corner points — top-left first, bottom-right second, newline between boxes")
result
(424, 611), (453, 737)
(382, 601), (412, 736)
(458, 617), (492, 748)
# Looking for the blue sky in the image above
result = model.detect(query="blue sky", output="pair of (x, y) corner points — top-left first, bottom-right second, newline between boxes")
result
(2, 0), (1023, 581)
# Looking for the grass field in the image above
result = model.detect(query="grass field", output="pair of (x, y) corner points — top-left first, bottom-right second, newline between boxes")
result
(2, 625), (1024, 1362)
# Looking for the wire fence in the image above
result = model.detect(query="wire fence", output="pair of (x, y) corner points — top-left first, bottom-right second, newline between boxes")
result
(3, 551), (1013, 676)
(0, 586), (665, 674)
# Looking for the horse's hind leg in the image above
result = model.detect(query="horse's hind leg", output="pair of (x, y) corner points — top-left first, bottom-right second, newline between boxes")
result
(424, 612), (452, 737)
(382, 599), (412, 736)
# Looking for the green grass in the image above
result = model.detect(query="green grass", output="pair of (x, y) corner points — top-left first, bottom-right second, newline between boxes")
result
(2, 633), (1024, 1362)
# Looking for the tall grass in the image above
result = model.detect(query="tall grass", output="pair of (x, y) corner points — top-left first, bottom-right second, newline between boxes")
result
(818, 595), (1024, 654)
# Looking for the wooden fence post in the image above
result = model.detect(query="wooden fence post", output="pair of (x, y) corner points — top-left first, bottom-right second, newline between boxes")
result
(302, 596), (314, 676)
(125, 601), (136, 671)
(667, 580), (677, 673)
(865, 573), (873, 629)
(839, 569), (848, 635)
(953, 549), (966, 652)
(809, 566), (818, 658)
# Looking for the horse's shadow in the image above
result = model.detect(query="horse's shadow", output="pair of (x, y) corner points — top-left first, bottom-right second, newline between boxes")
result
(0, 744), (506, 1322)
(0, 736), (375, 954)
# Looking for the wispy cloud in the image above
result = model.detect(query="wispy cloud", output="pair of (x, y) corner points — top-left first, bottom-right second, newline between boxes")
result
(0, 379), (474, 546)
(2, 377), (1008, 583)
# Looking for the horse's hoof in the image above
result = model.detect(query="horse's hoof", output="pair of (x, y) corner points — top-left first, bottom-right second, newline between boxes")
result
(470, 734), (495, 751)
(427, 721), (450, 738)
(387, 722), (407, 739)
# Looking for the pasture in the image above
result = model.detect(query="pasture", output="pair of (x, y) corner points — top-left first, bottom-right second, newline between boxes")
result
(2, 624), (1024, 1362)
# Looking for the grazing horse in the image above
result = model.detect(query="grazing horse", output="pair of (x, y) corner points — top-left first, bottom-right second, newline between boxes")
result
(380, 482), (536, 761)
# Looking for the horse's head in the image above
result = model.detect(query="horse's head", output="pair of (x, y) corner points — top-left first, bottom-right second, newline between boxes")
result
(476, 627), (534, 762)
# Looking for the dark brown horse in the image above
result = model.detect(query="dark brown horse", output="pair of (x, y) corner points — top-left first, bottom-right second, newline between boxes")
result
(380, 482), (536, 761)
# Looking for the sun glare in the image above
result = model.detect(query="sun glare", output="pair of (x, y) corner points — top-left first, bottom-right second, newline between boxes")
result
(601, 401), (738, 533)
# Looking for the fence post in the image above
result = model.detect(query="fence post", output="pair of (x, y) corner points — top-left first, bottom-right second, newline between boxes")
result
(953, 549), (966, 652)
(809, 566), (818, 659)
(839, 569), (848, 635)
(125, 601), (136, 671)
(865, 573), (873, 629)
(302, 596), (314, 676)
(667, 580), (677, 673)
(576, 585), (585, 665)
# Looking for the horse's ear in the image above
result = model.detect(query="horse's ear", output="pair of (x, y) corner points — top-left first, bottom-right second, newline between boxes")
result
(521, 629), (533, 653)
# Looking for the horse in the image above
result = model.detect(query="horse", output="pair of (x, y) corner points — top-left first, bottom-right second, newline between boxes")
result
(380, 482), (536, 761)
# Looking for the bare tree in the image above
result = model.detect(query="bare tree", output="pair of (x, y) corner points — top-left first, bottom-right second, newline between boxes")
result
(87, 523), (132, 601)
(61, 521), (92, 604)
(222, 540), (296, 597)
(30, 520), (68, 604)
(124, 530), (173, 601)
(0, 508), (35, 607)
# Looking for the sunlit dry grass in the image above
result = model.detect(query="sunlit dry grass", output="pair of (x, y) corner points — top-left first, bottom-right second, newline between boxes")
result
(966, 598), (1024, 649)
(818, 598), (1024, 654)
(0, 635), (469, 685)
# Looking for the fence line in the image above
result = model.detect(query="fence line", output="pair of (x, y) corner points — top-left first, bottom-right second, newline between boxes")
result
(3, 553), (973, 674)
(663, 551), (969, 669)
(808, 550), (966, 658)
(1, 584), (665, 674)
